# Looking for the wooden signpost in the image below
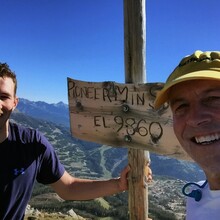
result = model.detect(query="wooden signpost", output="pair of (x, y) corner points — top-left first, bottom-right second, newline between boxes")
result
(67, 78), (190, 219)
(68, 0), (189, 219)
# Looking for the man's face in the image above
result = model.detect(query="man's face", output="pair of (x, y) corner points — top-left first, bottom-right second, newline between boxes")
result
(0, 77), (18, 129)
(169, 79), (220, 171)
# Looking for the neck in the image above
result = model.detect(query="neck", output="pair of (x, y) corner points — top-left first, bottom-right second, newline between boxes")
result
(205, 172), (220, 190)
(0, 120), (9, 143)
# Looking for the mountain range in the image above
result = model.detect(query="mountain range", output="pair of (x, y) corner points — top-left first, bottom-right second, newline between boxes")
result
(16, 98), (70, 127)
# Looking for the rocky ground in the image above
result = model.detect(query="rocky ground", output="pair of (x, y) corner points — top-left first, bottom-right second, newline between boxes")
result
(25, 204), (87, 220)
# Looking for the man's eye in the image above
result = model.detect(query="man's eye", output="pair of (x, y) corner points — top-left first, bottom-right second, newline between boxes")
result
(0, 96), (9, 100)
(205, 96), (220, 106)
(173, 104), (188, 115)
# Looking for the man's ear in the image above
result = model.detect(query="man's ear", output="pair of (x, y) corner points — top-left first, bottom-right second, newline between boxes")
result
(12, 97), (19, 111)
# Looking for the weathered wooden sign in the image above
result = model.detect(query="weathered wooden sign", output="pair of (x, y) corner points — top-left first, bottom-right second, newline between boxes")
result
(68, 78), (190, 161)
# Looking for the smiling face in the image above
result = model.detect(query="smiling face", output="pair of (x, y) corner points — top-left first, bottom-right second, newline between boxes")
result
(169, 79), (220, 174)
(0, 77), (18, 140)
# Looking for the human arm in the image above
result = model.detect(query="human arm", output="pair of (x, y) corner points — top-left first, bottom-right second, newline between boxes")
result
(50, 165), (130, 200)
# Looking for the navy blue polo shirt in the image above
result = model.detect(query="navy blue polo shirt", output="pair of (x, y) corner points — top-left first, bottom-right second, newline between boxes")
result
(0, 122), (65, 220)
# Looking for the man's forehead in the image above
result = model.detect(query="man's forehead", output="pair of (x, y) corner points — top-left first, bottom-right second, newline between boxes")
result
(0, 77), (15, 90)
(0, 76), (14, 83)
(169, 79), (220, 99)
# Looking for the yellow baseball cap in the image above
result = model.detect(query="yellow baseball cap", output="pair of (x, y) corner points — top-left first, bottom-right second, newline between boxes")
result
(154, 50), (220, 109)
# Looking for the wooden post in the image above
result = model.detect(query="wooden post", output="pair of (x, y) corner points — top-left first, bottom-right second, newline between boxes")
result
(124, 0), (149, 219)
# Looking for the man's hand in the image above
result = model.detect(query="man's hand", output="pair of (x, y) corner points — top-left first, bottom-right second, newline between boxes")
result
(118, 165), (130, 191)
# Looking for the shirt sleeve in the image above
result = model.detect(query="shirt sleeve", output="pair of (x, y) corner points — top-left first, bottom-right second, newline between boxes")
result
(36, 131), (65, 184)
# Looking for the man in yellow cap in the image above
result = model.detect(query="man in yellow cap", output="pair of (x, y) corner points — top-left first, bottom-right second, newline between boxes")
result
(155, 50), (220, 219)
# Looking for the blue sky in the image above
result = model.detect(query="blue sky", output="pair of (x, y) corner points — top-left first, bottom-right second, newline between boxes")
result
(0, 0), (219, 104)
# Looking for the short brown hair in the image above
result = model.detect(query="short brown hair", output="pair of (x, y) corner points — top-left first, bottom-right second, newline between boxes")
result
(0, 63), (17, 96)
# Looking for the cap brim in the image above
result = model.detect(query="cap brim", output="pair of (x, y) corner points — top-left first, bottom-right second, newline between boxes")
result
(154, 70), (220, 109)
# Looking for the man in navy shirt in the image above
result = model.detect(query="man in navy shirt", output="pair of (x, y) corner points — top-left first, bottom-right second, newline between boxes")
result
(0, 63), (130, 220)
